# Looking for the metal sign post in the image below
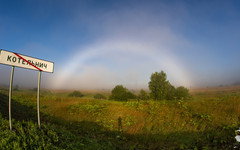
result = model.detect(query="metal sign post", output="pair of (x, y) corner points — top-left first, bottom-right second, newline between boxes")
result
(9, 66), (14, 131)
(37, 71), (41, 129)
(0, 49), (54, 130)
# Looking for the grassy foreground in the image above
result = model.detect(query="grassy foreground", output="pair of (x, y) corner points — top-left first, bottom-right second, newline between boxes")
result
(0, 86), (240, 149)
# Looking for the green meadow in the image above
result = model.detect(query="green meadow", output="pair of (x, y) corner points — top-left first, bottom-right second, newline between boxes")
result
(0, 86), (240, 149)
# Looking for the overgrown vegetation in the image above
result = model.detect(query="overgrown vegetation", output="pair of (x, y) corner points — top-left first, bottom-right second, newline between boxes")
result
(149, 70), (191, 100)
(0, 114), (103, 149)
(0, 86), (240, 149)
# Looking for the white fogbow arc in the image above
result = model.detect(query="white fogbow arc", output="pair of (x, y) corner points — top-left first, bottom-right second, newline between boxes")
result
(52, 41), (193, 89)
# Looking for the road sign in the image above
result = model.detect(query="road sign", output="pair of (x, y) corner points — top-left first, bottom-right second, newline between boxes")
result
(0, 49), (54, 130)
(0, 49), (54, 73)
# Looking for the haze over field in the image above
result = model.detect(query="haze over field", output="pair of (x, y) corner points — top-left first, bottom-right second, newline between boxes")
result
(0, 0), (240, 89)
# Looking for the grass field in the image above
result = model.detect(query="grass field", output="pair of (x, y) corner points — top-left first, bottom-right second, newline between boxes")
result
(0, 86), (240, 149)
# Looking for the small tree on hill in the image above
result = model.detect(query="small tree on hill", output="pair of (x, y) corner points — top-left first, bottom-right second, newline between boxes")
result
(110, 85), (136, 101)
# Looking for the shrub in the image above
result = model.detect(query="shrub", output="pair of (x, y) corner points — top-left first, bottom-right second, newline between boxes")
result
(110, 85), (136, 101)
(94, 93), (106, 99)
(175, 86), (190, 100)
(125, 91), (137, 100)
(166, 84), (176, 100)
(68, 91), (84, 97)
(138, 89), (149, 100)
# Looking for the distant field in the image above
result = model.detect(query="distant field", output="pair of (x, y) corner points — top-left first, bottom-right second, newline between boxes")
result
(191, 86), (240, 96)
(0, 86), (240, 149)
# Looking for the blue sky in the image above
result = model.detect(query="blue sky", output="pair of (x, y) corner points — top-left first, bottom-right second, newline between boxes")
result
(0, 0), (240, 89)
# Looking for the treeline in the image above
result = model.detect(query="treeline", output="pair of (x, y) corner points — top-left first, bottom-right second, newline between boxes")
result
(69, 70), (191, 101)
(110, 70), (190, 101)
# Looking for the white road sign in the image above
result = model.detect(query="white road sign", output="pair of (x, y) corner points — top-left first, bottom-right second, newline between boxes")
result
(0, 49), (54, 73)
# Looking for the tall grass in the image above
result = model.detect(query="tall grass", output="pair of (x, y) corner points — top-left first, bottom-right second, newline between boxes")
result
(1, 87), (240, 149)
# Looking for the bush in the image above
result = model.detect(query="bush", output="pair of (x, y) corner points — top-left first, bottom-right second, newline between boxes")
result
(138, 89), (149, 100)
(175, 86), (190, 100)
(125, 91), (137, 100)
(94, 93), (106, 99)
(110, 85), (136, 101)
(166, 84), (176, 100)
(68, 91), (84, 97)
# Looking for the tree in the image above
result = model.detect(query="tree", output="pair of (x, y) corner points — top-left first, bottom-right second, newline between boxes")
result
(138, 89), (149, 100)
(175, 86), (190, 100)
(148, 71), (169, 100)
(110, 85), (136, 101)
